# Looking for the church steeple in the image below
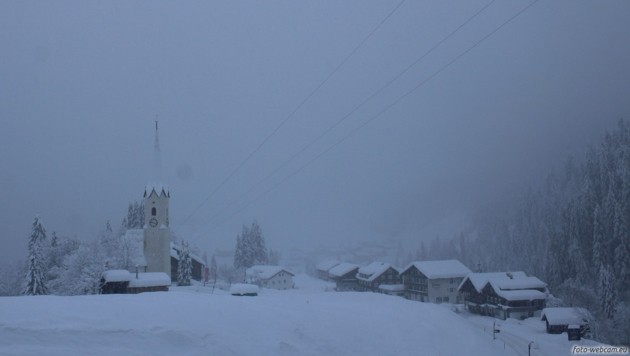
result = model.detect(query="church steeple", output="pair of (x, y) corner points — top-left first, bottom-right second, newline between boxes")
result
(143, 120), (172, 279)
(153, 119), (162, 181)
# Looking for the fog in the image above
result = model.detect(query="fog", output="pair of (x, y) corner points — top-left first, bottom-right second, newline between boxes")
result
(1, 0), (629, 263)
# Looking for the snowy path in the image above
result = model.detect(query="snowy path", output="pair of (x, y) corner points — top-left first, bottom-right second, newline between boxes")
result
(460, 311), (603, 356)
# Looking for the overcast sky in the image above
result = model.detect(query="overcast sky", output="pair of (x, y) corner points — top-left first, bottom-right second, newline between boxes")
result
(1, 0), (629, 263)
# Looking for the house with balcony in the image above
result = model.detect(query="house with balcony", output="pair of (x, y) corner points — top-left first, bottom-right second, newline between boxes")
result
(400, 259), (471, 303)
(458, 271), (547, 319)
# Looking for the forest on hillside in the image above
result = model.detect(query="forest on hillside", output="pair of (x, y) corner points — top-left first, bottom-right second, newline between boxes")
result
(438, 119), (630, 344)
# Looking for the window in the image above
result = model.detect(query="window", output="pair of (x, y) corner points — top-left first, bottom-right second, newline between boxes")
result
(151, 207), (156, 216)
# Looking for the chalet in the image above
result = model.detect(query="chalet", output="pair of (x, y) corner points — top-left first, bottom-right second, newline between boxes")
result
(100, 270), (171, 294)
(356, 262), (401, 292)
(541, 307), (590, 335)
(246, 265), (294, 290)
(170, 243), (206, 281)
(458, 272), (547, 319)
(401, 260), (471, 303)
(315, 260), (340, 281)
(328, 262), (360, 291)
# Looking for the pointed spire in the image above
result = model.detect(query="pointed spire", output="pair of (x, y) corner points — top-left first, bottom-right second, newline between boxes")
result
(153, 116), (162, 181)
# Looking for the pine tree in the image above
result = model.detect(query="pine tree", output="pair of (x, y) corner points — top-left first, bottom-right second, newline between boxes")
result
(598, 264), (617, 319)
(23, 215), (48, 296)
(177, 241), (192, 286)
(233, 220), (268, 269)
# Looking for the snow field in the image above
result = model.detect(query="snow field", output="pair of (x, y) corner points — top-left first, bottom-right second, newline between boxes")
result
(0, 275), (591, 356)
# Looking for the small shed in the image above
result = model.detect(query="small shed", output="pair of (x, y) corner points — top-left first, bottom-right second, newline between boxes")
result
(100, 270), (132, 294)
(541, 307), (590, 335)
(127, 272), (171, 294)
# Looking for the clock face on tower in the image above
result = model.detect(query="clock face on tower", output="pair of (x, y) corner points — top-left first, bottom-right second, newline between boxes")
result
(149, 217), (158, 228)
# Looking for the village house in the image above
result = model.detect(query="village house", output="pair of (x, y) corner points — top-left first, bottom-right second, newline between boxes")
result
(458, 271), (547, 319)
(328, 262), (360, 291)
(315, 260), (340, 281)
(400, 259), (471, 303)
(356, 262), (401, 292)
(245, 265), (294, 290)
(541, 307), (590, 335)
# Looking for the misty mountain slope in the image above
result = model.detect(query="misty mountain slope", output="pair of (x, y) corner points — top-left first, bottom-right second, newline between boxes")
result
(0, 276), (602, 356)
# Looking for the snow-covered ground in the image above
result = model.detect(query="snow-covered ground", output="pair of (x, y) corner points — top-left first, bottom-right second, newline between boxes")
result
(0, 275), (605, 356)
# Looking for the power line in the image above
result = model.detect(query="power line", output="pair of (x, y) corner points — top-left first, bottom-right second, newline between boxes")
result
(189, 0), (496, 237)
(196, 0), (539, 237)
(178, 0), (407, 228)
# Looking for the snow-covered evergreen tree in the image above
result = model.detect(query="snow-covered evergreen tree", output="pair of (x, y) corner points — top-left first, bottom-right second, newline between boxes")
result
(233, 221), (268, 270)
(54, 241), (106, 295)
(598, 264), (617, 319)
(23, 215), (48, 296)
(177, 241), (192, 286)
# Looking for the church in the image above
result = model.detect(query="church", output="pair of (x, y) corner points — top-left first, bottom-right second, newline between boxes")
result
(101, 123), (181, 294)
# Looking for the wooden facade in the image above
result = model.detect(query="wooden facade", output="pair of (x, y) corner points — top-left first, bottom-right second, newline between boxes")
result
(459, 272), (547, 320)
(357, 266), (400, 292)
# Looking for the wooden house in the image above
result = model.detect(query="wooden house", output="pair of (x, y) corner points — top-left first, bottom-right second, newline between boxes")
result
(401, 260), (471, 303)
(315, 260), (340, 281)
(458, 272), (547, 319)
(328, 262), (360, 291)
(356, 262), (401, 292)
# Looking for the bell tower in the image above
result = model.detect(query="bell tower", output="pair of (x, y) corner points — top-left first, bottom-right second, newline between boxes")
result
(143, 121), (172, 278)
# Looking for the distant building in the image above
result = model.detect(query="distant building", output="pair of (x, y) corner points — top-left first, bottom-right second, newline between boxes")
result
(315, 260), (340, 281)
(328, 263), (360, 291)
(458, 271), (547, 319)
(246, 265), (294, 290)
(401, 260), (471, 303)
(356, 262), (401, 292)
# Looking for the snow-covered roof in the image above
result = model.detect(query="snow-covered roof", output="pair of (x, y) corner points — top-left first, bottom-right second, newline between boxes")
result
(403, 260), (471, 280)
(378, 284), (404, 292)
(357, 262), (398, 282)
(102, 270), (132, 283)
(328, 263), (360, 278)
(459, 272), (528, 293)
(144, 182), (170, 198)
(230, 283), (259, 295)
(491, 276), (546, 291)
(128, 272), (171, 288)
(246, 265), (293, 280)
(495, 289), (546, 301)
(316, 260), (340, 272)
(541, 308), (591, 326)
